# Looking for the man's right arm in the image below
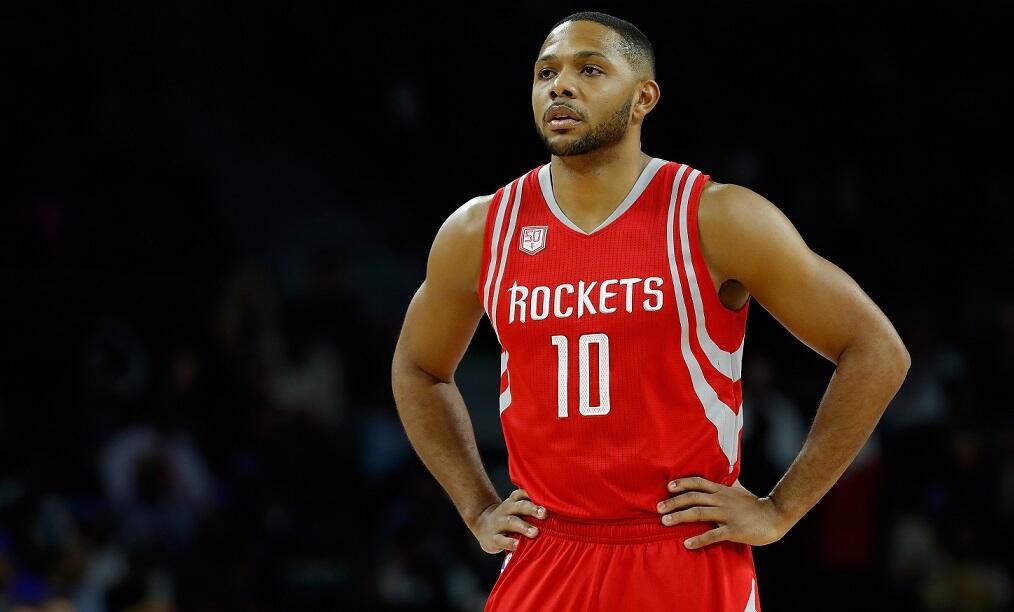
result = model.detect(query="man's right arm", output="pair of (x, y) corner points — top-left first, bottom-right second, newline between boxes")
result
(391, 194), (542, 551)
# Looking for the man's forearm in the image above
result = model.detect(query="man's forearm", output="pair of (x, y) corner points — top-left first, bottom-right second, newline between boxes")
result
(767, 336), (909, 531)
(392, 361), (502, 530)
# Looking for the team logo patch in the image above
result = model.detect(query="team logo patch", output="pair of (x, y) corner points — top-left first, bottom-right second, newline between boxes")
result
(519, 225), (548, 254)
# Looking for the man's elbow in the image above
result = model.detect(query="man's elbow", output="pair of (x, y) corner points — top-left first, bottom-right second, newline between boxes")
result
(392, 351), (453, 388)
(886, 336), (911, 385)
(898, 343), (912, 372)
(844, 330), (911, 383)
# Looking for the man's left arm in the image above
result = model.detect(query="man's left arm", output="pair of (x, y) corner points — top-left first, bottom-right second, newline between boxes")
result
(656, 182), (911, 550)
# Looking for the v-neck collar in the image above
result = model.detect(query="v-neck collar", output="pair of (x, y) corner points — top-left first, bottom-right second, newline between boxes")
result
(537, 157), (667, 237)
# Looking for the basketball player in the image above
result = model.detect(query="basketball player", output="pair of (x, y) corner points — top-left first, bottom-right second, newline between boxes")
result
(391, 11), (909, 611)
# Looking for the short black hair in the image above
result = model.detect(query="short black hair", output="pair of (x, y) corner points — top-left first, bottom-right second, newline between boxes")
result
(548, 12), (655, 81)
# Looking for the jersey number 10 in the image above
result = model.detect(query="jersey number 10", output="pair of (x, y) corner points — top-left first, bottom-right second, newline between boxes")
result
(550, 333), (610, 417)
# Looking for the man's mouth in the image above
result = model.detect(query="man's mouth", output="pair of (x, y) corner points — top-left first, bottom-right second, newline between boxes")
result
(548, 117), (581, 129)
(546, 104), (583, 129)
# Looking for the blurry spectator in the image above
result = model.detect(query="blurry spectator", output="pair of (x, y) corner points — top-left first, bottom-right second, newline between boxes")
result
(741, 352), (807, 489)
(81, 319), (152, 406)
(261, 250), (352, 430)
(883, 306), (965, 433)
(262, 306), (346, 430)
(98, 423), (217, 554)
(216, 261), (281, 392)
(103, 568), (175, 612)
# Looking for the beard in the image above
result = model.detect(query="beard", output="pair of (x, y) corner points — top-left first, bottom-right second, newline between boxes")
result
(535, 95), (633, 157)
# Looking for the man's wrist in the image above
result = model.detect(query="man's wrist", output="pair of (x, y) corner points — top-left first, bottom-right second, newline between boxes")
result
(463, 497), (502, 532)
(765, 493), (802, 535)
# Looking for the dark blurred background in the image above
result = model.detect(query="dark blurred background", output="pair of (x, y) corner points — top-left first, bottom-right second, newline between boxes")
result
(3, 1), (1012, 610)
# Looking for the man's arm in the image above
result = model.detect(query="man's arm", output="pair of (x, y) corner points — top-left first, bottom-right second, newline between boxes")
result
(391, 195), (499, 527)
(391, 194), (546, 553)
(657, 181), (910, 549)
(703, 182), (911, 530)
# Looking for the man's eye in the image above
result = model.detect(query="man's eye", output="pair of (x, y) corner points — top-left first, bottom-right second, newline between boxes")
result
(537, 67), (601, 79)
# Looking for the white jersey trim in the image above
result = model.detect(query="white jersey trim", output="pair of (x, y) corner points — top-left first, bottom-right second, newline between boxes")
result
(666, 165), (743, 471)
(490, 172), (530, 415)
(677, 170), (746, 382)
(482, 180), (516, 320)
(538, 157), (667, 236)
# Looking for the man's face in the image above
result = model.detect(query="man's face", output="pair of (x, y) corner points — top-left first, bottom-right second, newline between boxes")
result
(532, 21), (637, 157)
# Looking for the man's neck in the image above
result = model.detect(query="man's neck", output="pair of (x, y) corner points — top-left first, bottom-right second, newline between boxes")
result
(548, 148), (653, 232)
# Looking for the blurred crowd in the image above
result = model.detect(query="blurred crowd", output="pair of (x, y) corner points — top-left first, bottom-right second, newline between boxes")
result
(1, 249), (372, 610)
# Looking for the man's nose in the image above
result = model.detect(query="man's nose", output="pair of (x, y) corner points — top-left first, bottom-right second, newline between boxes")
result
(550, 69), (577, 99)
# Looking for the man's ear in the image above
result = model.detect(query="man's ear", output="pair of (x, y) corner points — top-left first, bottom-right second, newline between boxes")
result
(632, 80), (660, 124)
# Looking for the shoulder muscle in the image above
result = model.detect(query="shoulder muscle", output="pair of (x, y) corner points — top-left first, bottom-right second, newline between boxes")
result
(394, 194), (493, 383)
(427, 193), (493, 298)
(698, 181), (900, 365)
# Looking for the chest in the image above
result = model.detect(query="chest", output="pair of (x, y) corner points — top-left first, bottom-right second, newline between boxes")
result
(493, 206), (679, 346)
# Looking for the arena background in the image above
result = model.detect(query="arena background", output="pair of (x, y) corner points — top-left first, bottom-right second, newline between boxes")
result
(4, 2), (1012, 610)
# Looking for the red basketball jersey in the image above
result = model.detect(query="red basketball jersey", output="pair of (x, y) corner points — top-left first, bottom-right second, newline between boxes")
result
(477, 157), (752, 520)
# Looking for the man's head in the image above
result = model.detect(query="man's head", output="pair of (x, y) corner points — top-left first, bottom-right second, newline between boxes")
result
(533, 12), (659, 157)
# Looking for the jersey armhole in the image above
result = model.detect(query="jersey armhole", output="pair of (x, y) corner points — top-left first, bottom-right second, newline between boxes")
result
(687, 173), (752, 321)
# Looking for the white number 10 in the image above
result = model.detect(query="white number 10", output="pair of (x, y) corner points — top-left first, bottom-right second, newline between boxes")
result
(550, 333), (611, 417)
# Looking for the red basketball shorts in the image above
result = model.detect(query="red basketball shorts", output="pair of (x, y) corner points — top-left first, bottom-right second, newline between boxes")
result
(484, 514), (761, 612)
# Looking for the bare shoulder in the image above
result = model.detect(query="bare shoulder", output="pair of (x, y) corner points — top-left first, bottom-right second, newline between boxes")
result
(428, 193), (495, 297)
(699, 180), (785, 228)
(456, 193), (495, 240)
(698, 180), (811, 282)
(396, 194), (494, 381)
(697, 180), (908, 369)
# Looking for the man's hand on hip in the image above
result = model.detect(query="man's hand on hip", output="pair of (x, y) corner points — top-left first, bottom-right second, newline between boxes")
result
(469, 488), (548, 554)
(656, 476), (791, 550)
